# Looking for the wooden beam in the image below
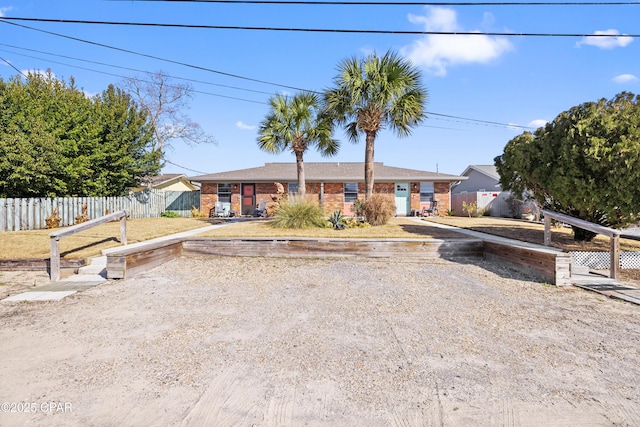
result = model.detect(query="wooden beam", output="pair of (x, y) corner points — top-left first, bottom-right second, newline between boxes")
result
(544, 215), (551, 246)
(610, 235), (620, 280)
(49, 210), (127, 281)
(541, 209), (621, 238)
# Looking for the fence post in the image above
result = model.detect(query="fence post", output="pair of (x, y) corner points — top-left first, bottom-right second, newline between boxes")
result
(120, 214), (127, 245)
(544, 215), (551, 246)
(50, 237), (60, 282)
(610, 235), (620, 280)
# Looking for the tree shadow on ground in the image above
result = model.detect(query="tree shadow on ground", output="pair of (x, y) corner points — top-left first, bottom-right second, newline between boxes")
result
(61, 237), (119, 258)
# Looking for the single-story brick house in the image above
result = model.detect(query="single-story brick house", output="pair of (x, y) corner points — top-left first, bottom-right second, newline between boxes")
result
(190, 162), (466, 217)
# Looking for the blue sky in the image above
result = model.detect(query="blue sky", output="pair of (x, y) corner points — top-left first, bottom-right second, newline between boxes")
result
(1, 1), (638, 177)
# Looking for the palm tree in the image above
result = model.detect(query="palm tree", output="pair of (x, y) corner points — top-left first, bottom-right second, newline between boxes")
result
(257, 92), (338, 198)
(325, 51), (427, 199)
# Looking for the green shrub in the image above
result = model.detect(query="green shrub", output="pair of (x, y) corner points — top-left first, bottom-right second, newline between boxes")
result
(445, 209), (455, 216)
(344, 217), (370, 228)
(350, 199), (366, 218)
(160, 211), (181, 218)
(270, 198), (326, 229)
(363, 194), (396, 226)
(328, 210), (346, 230)
(461, 201), (477, 218)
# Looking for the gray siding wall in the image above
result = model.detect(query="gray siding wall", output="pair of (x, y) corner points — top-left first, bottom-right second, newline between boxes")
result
(452, 170), (501, 194)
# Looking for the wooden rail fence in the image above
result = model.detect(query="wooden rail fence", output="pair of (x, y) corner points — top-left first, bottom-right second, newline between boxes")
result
(542, 209), (622, 280)
(50, 210), (127, 281)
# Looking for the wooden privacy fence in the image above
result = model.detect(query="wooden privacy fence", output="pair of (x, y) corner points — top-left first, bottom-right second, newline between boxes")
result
(49, 210), (127, 281)
(0, 189), (200, 231)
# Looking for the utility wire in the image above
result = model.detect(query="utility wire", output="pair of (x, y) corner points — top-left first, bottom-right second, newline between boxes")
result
(107, 0), (640, 5)
(0, 43), (276, 96)
(0, 19), (312, 93)
(0, 55), (28, 78)
(0, 22), (533, 130)
(0, 47), (534, 129)
(164, 159), (209, 174)
(0, 48), (268, 104)
(2, 17), (638, 38)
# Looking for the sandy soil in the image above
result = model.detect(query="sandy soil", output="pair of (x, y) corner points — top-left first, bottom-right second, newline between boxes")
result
(1, 255), (639, 426)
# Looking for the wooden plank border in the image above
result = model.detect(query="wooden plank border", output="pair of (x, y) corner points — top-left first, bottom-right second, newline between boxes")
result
(105, 237), (571, 286)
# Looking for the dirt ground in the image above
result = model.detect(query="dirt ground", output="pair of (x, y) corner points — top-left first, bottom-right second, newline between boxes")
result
(1, 255), (639, 426)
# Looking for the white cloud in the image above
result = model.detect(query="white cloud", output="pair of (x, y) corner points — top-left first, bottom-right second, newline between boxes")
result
(236, 121), (256, 130)
(577, 29), (633, 49)
(612, 74), (638, 84)
(528, 119), (548, 129)
(0, 6), (12, 17)
(20, 69), (57, 80)
(401, 7), (513, 76)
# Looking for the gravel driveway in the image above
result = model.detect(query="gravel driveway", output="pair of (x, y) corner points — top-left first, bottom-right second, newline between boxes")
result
(1, 255), (639, 426)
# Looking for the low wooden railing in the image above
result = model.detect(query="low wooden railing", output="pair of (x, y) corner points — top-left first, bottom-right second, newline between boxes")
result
(49, 210), (127, 281)
(541, 209), (621, 280)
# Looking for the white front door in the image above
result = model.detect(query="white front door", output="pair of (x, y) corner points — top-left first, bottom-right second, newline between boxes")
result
(395, 183), (409, 216)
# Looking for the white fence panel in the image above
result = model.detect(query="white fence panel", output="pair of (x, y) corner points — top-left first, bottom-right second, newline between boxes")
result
(0, 190), (201, 231)
(452, 191), (514, 218)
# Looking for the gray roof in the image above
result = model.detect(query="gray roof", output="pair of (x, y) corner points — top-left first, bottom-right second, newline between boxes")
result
(190, 162), (466, 183)
(461, 165), (500, 181)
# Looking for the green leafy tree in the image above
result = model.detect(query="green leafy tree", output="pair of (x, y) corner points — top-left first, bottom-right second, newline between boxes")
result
(88, 84), (162, 195)
(495, 92), (640, 240)
(325, 50), (427, 199)
(0, 72), (161, 197)
(258, 92), (338, 197)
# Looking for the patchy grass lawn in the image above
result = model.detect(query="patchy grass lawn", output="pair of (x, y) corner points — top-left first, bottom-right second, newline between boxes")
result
(193, 217), (467, 240)
(425, 216), (640, 252)
(0, 217), (220, 260)
(2, 215), (640, 286)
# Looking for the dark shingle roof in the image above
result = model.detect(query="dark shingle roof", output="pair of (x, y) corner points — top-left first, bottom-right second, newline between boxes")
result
(190, 162), (465, 182)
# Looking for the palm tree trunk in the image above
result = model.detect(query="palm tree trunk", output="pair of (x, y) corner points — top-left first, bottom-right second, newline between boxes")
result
(364, 131), (375, 199)
(295, 151), (306, 198)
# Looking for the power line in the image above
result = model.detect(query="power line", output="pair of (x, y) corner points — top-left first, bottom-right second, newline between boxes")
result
(0, 46), (533, 129)
(0, 21), (533, 130)
(164, 159), (209, 174)
(427, 112), (534, 129)
(0, 43), (276, 97)
(0, 19), (313, 93)
(108, 0), (640, 5)
(2, 17), (638, 38)
(0, 48), (269, 104)
(0, 55), (28, 78)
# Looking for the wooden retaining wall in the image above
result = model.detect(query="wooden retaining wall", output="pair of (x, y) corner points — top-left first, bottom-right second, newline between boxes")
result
(105, 237), (573, 285)
(105, 237), (572, 287)
(106, 239), (183, 280)
(483, 241), (572, 286)
(182, 238), (485, 259)
(106, 238), (484, 280)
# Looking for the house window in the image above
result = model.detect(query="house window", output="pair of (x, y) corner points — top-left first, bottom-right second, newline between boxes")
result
(344, 183), (358, 202)
(420, 182), (434, 202)
(217, 183), (232, 203)
(288, 183), (298, 195)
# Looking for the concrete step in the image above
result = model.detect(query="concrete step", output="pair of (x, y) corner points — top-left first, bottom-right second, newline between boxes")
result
(77, 256), (107, 278)
(571, 263), (591, 275)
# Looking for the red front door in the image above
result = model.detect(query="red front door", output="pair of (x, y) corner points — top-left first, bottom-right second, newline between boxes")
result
(241, 184), (256, 216)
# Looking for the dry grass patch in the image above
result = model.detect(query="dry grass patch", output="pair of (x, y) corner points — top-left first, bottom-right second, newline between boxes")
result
(0, 218), (219, 260)
(426, 217), (640, 252)
(194, 217), (468, 240)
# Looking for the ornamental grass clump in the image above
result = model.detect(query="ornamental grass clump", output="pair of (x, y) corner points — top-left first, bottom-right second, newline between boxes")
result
(363, 194), (396, 226)
(270, 197), (326, 229)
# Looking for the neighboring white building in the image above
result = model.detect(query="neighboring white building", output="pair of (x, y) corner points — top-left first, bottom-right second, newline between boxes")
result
(451, 165), (501, 194)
